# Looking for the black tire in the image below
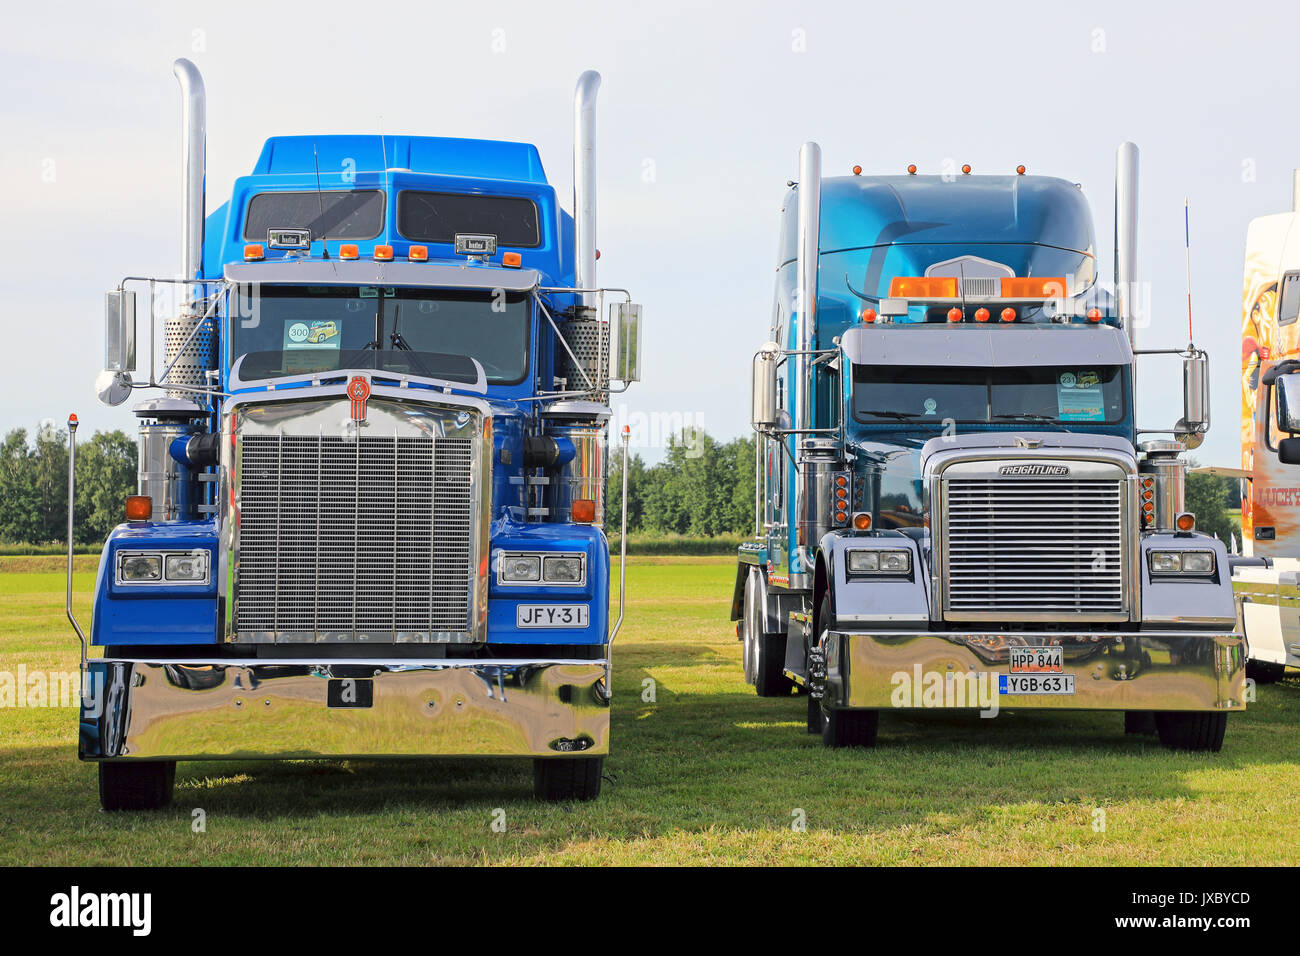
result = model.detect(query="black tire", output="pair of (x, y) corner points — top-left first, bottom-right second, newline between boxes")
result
(1124, 711), (1157, 735)
(1154, 712), (1227, 752)
(1246, 660), (1287, 684)
(533, 757), (603, 801)
(745, 571), (792, 697)
(821, 704), (879, 748)
(99, 761), (175, 812)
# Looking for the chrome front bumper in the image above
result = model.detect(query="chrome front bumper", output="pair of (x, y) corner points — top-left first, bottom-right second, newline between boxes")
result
(823, 630), (1246, 712)
(79, 658), (609, 761)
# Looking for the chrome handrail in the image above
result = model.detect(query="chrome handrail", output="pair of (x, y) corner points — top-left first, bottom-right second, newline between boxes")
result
(65, 415), (88, 680)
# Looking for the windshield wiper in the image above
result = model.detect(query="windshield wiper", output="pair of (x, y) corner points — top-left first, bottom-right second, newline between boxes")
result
(858, 409), (925, 421)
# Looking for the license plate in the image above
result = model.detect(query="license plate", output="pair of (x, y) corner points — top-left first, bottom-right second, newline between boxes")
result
(1000, 674), (1076, 695)
(516, 604), (589, 628)
(1008, 646), (1064, 674)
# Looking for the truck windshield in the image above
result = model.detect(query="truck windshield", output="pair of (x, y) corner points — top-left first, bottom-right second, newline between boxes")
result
(228, 285), (530, 384)
(852, 364), (1126, 425)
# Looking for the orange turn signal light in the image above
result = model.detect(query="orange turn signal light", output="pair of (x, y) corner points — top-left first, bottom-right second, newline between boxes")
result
(502, 252), (522, 268)
(373, 245), (394, 261)
(1175, 513), (1196, 532)
(243, 243), (264, 261)
(1000, 277), (1067, 298)
(339, 244), (360, 260)
(572, 498), (596, 524)
(125, 495), (152, 521)
(888, 276), (958, 299)
(408, 245), (428, 261)
(852, 512), (872, 531)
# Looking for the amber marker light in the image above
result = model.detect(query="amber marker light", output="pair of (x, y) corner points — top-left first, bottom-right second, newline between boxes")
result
(1176, 513), (1197, 532)
(243, 243), (264, 261)
(889, 276), (958, 298)
(852, 512), (872, 531)
(125, 495), (152, 521)
(502, 252), (523, 268)
(974, 307), (991, 323)
(1087, 308), (1103, 323)
(1001, 307), (1017, 322)
(907, 164), (917, 175)
(1016, 164), (1027, 175)
(408, 245), (428, 261)
(947, 307), (963, 323)
(961, 164), (972, 175)
(852, 165), (862, 175)
(572, 499), (596, 524)
(373, 245), (394, 261)
(861, 307), (877, 324)
(339, 244), (360, 260)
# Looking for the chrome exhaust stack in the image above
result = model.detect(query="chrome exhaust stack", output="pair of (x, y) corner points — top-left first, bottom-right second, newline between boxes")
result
(573, 71), (600, 310)
(173, 58), (206, 310)
(1114, 141), (1139, 351)
(793, 142), (825, 570)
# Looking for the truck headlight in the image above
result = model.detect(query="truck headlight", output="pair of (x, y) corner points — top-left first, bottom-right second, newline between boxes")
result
(118, 553), (162, 582)
(500, 554), (541, 582)
(1148, 550), (1215, 575)
(165, 552), (208, 582)
(847, 549), (911, 574)
(543, 555), (585, 584)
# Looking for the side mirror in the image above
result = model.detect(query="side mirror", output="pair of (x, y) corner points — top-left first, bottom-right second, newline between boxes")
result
(1276, 370), (1300, 435)
(608, 302), (642, 384)
(1175, 351), (1209, 442)
(1280, 437), (1300, 465)
(104, 290), (136, 372)
(751, 344), (780, 430)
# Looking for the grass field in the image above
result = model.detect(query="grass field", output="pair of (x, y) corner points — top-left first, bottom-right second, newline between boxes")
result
(2, 555), (1297, 866)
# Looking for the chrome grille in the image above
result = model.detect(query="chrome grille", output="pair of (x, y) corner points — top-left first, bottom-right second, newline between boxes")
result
(236, 431), (474, 641)
(943, 476), (1126, 618)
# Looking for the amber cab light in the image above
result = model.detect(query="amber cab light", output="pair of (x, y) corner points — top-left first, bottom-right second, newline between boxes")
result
(1175, 513), (1197, 532)
(125, 495), (152, 521)
(852, 512), (872, 531)
(502, 252), (522, 268)
(339, 244), (360, 260)
(1086, 308), (1103, 322)
(572, 498), (597, 524)
(947, 307), (963, 323)
(1000, 277), (1068, 298)
(889, 276), (958, 299)
(860, 308), (877, 324)
(1001, 307), (1017, 322)
(373, 245), (394, 261)
(243, 243), (264, 261)
(974, 307), (991, 323)
(408, 245), (429, 261)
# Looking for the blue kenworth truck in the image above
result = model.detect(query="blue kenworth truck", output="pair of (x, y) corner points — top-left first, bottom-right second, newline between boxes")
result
(70, 60), (643, 809)
(735, 142), (1245, 750)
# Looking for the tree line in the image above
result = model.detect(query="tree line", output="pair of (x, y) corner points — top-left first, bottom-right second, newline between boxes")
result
(0, 423), (1238, 546)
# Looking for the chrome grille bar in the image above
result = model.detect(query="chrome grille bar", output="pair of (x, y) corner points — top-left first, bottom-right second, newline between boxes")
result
(942, 477), (1126, 618)
(235, 428), (475, 642)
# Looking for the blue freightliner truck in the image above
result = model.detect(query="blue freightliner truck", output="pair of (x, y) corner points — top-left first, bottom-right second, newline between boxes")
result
(735, 142), (1245, 750)
(71, 60), (643, 809)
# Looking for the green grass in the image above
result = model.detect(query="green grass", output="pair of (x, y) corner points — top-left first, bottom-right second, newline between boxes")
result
(2, 557), (1298, 866)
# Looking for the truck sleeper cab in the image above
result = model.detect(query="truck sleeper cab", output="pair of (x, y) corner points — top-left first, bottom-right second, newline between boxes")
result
(73, 61), (643, 809)
(735, 142), (1244, 751)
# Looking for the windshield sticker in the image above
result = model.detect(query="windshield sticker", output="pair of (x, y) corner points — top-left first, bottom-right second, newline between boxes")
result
(922, 398), (938, 416)
(284, 319), (341, 351)
(1058, 370), (1104, 421)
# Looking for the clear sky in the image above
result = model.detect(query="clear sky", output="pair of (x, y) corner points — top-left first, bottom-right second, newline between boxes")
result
(3, 0), (1298, 467)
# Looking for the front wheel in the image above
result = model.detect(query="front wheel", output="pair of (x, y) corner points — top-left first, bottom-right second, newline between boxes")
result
(1154, 712), (1227, 752)
(744, 569), (792, 697)
(533, 757), (603, 801)
(99, 761), (176, 811)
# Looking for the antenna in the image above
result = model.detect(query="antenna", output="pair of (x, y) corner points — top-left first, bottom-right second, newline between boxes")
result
(312, 139), (329, 259)
(1184, 198), (1194, 347)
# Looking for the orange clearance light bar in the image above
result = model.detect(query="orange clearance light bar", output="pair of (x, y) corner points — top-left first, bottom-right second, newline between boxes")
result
(373, 245), (394, 261)
(888, 276), (958, 299)
(243, 243), (264, 261)
(408, 245), (428, 261)
(339, 244), (360, 260)
(125, 495), (152, 521)
(1000, 276), (1068, 298)
(502, 252), (522, 268)
(572, 498), (596, 524)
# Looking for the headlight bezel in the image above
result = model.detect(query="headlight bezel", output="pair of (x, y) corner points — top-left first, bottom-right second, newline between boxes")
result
(845, 547), (912, 576)
(497, 551), (587, 587)
(1147, 549), (1216, 577)
(115, 549), (211, 586)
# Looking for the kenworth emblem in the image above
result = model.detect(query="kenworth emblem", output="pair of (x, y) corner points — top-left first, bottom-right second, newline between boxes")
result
(347, 376), (371, 423)
(998, 463), (1070, 477)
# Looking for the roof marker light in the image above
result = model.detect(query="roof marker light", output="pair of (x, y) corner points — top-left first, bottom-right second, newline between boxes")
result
(961, 164), (972, 175)
(1000, 307), (1017, 322)
(408, 245), (428, 261)
(125, 495), (152, 521)
(373, 245), (394, 261)
(852, 165), (862, 175)
(1016, 165), (1027, 175)
(852, 512), (872, 531)
(339, 244), (360, 260)
(1176, 512), (1197, 532)
(502, 252), (522, 268)
(947, 307), (962, 323)
(861, 307), (877, 324)
(974, 307), (991, 323)
(907, 164), (917, 175)
(243, 243), (264, 261)
(1087, 308), (1103, 322)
